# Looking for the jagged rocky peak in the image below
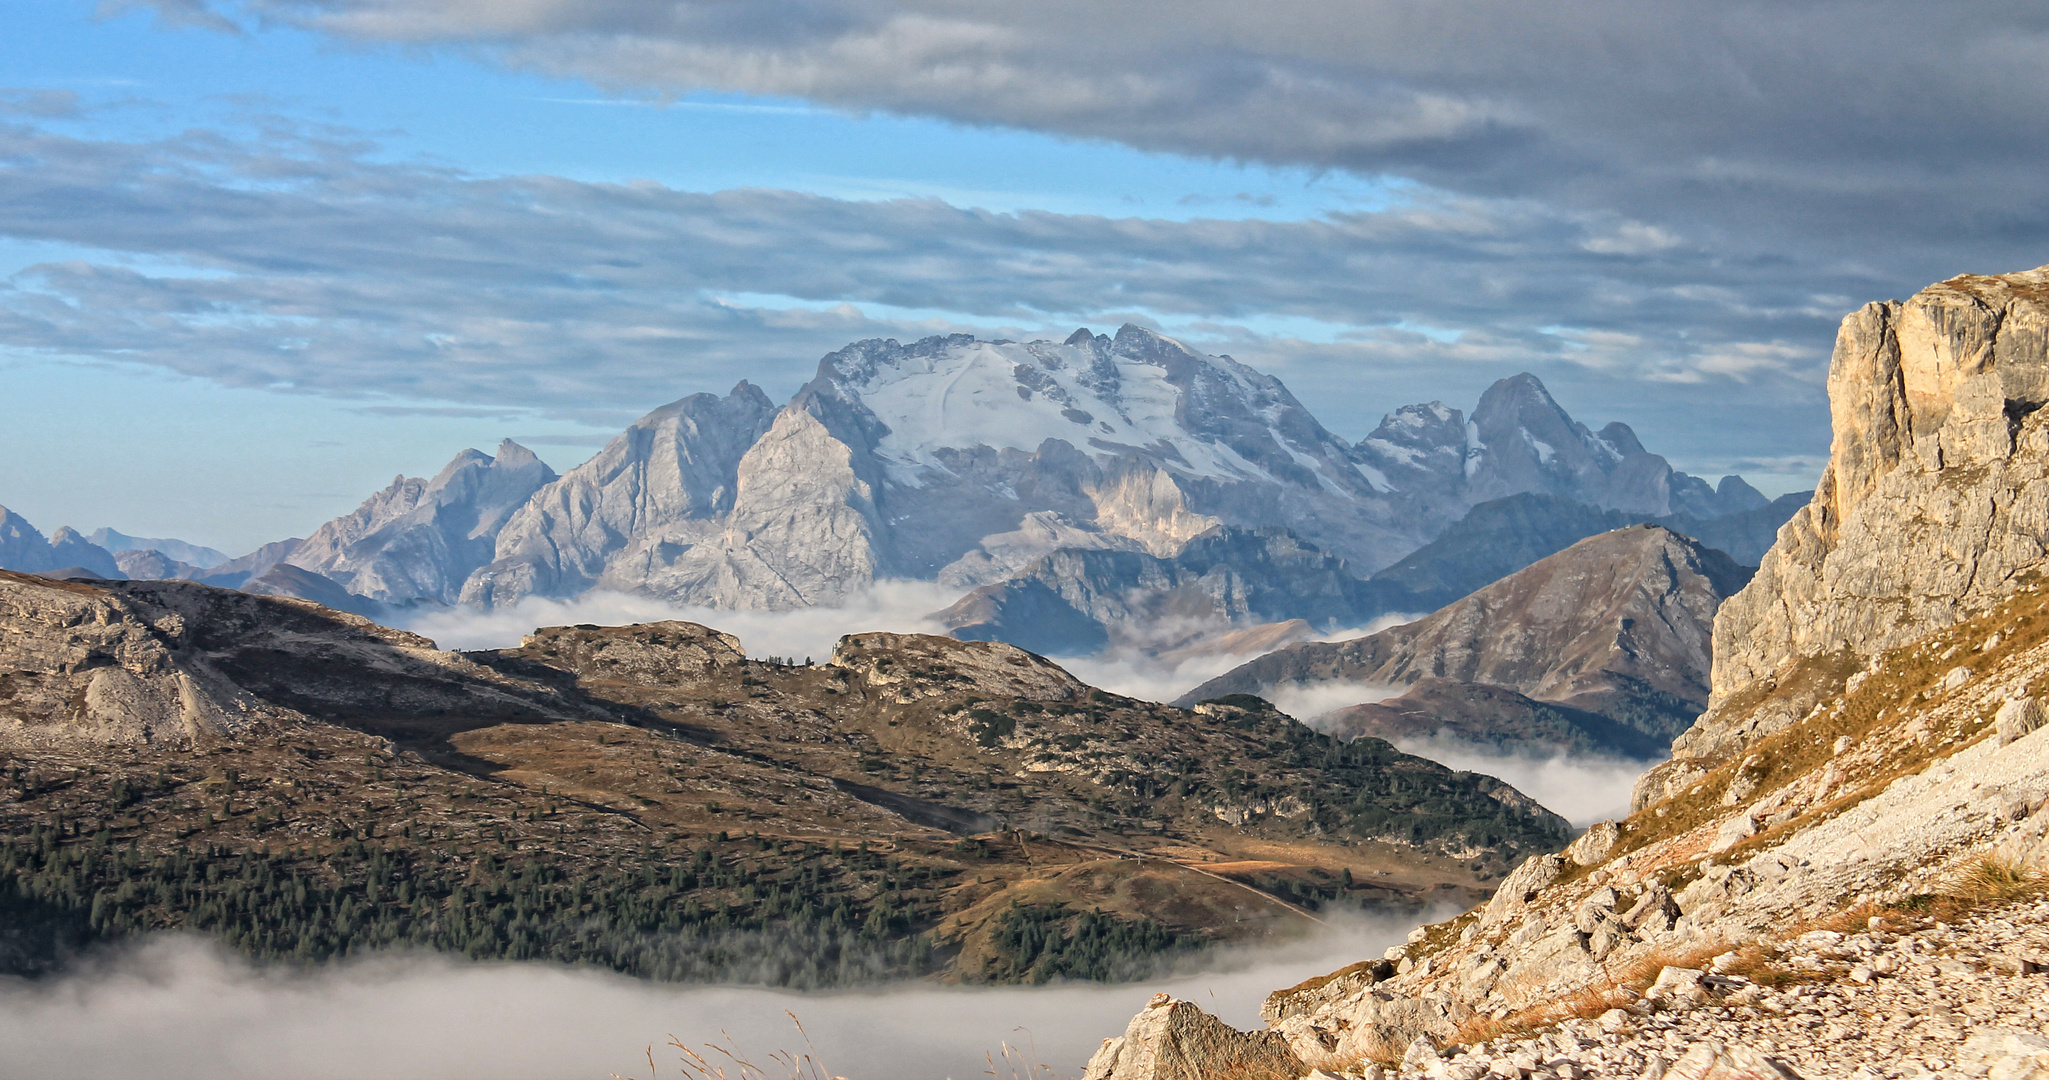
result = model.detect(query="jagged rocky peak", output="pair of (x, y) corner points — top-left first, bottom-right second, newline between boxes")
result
(1352, 400), (1466, 492)
(461, 381), (779, 606)
(282, 438), (556, 604)
(1462, 372), (1675, 514)
(1636, 264), (2049, 805)
(1668, 473), (1770, 519)
(0, 506), (121, 579)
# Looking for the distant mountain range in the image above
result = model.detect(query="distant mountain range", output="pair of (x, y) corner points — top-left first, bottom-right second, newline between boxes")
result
(0, 325), (1802, 667)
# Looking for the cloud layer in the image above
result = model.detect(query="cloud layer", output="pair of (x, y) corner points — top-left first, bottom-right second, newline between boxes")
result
(124, 2), (2049, 269)
(1, 104), (1845, 470)
(0, 918), (1429, 1080)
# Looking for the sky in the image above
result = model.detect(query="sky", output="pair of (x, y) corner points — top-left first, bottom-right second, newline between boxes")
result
(5, 1), (2048, 553)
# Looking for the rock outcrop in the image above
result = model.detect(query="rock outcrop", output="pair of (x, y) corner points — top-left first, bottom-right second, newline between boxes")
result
(0, 569), (588, 749)
(1084, 994), (1304, 1080)
(1644, 267), (2049, 806)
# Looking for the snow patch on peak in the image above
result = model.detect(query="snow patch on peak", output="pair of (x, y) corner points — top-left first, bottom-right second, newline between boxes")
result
(820, 332), (1288, 486)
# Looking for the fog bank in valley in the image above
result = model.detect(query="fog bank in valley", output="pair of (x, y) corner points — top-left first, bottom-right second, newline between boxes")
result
(1384, 734), (1655, 827)
(0, 915), (1428, 1080)
(397, 584), (1408, 708)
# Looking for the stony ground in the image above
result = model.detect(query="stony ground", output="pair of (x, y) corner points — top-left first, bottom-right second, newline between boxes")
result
(1310, 896), (2049, 1080)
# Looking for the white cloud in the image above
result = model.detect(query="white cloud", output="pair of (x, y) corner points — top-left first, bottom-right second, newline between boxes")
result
(398, 580), (962, 661)
(1268, 679), (1406, 720)
(1386, 733), (1655, 827)
(0, 914), (1442, 1080)
(0, 112), (1841, 462)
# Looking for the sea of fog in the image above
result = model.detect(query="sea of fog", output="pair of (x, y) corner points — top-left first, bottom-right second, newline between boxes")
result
(0, 913), (1436, 1080)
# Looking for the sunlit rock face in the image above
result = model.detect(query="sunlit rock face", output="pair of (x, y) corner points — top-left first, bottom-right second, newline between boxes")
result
(285, 440), (557, 604)
(450, 325), (1742, 612)
(1662, 268), (2049, 784)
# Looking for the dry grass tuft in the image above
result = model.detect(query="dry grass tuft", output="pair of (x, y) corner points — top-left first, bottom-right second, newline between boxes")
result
(613, 1012), (850, 1080)
(1445, 944), (1720, 1049)
(614, 1012), (1078, 1080)
(1956, 855), (2046, 904)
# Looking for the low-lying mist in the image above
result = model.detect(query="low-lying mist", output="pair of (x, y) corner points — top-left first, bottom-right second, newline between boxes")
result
(1384, 733), (1656, 827)
(0, 913), (1433, 1080)
(396, 584), (1409, 707)
(398, 582), (964, 663)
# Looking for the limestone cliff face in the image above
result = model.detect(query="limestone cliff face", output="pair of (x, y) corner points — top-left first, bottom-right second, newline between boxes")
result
(460, 383), (778, 606)
(609, 404), (889, 608)
(286, 440), (555, 604)
(1081, 270), (2049, 1079)
(1646, 268), (2049, 800)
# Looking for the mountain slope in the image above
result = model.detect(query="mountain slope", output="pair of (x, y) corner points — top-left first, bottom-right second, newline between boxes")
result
(0, 570), (1569, 985)
(936, 526), (1380, 655)
(1367, 491), (1803, 618)
(86, 529), (228, 569)
(1182, 525), (1751, 746)
(0, 507), (121, 579)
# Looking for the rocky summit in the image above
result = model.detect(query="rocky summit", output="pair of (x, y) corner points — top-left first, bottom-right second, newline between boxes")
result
(0, 569), (1569, 985)
(1083, 266), (2049, 1080)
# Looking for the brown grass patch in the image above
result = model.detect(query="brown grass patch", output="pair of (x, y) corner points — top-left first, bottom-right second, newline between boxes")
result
(1445, 944), (1720, 1048)
(1619, 577), (2049, 866)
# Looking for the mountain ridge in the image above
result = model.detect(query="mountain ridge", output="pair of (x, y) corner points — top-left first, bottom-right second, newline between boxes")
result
(1179, 524), (1751, 752)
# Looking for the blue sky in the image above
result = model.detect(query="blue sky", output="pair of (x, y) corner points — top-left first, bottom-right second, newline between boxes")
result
(0, 2), (1433, 551)
(8, 0), (2042, 552)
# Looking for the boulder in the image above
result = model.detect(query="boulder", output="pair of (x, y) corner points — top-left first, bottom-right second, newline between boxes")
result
(1956, 1029), (2049, 1080)
(1996, 696), (2048, 747)
(1568, 821), (1623, 866)
(1082, 994), (1303, 1080)
(1667, 1041), (1803, 1080)
(1482, 854), (1565, 927)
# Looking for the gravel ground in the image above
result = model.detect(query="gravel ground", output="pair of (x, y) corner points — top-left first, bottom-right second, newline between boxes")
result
(1313, 897), (2049, 1080)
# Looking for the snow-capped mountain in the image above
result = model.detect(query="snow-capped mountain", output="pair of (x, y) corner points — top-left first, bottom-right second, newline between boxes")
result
(440, 324), (1766, 612)
(1355, 372), (1691, 518)
(33, 324), (1766, 621)
(284, 440), (555, 604)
